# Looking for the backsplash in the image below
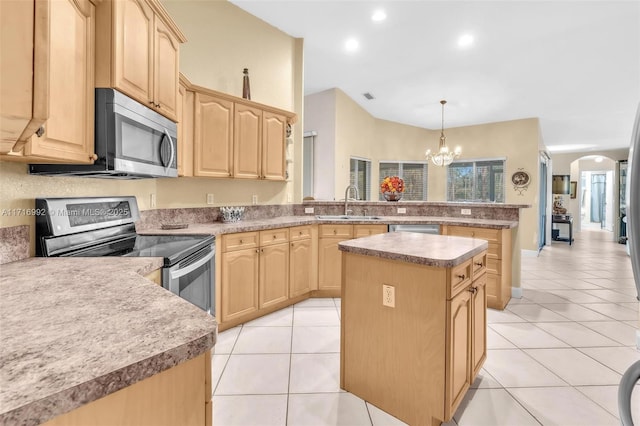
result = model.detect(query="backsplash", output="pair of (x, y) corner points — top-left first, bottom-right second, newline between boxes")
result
(295, 201), (527, 221)
(136, 204), (295, 231)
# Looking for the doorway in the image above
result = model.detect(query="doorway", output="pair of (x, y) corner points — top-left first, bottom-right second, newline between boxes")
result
(539, 152), (550, 251)
(580, 170), (614, 232)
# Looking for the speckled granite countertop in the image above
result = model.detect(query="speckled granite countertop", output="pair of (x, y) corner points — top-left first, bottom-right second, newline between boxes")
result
(138, 215), (517, 236)
(0, 257), (218, 426)
(338, 232), (489, 268)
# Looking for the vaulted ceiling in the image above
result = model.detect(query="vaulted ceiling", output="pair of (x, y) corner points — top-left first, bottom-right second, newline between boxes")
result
(230, 0), (640, 154)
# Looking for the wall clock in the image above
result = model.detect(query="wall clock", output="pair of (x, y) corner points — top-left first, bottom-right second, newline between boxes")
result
(511, 170), (530, 195)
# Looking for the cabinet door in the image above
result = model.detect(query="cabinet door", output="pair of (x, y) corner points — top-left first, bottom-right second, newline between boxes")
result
(25, 0), (95, 163)
(471, 273), (487, 379)
(0, 0), (34, 153)
(290, 238), (312, 298)
(113, 0), (154, 106)
(262, 111), (286, 180)
(194, 93), (233, 177)
(446, 287), (472, 419)
(177, 82), (194, 176)
(259, 243), (289, 309)
(233, 104), (262, 179)
(221, 248), (259, 323)
(153, 15), (179, 121)
(318, 237), (349, 290)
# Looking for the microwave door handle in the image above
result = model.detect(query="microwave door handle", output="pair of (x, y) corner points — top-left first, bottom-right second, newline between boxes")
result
(161, 128), (176, 169)
(170, 250), (214, 280)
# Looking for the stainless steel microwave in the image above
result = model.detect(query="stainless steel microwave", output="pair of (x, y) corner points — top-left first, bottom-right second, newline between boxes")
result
(29, 88), (177, 179)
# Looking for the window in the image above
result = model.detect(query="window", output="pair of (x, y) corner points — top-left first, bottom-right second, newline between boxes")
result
(349, 157), (371, 200)
(447, 159), (505, 202)
(379, 161), (428, 200)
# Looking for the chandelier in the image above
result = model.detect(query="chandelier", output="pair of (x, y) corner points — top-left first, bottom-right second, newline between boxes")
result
(425, 100), (461, 167)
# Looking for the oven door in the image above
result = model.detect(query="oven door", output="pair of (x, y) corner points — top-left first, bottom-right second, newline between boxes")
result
(163, 244), (215, 315)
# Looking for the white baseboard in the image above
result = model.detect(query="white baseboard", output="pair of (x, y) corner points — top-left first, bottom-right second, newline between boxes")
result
(637, 330), (640, 350)
(512, 287), (523, 299)
(521, 249), (538, 258)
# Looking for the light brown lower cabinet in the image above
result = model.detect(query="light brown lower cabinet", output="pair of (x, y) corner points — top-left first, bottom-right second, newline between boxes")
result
(258, 228), (290, 309)
(341, 251), (487, 425)
(442, 225), (512, 309)
(289, 225), (315, 298)
(42, 351), (212, 426)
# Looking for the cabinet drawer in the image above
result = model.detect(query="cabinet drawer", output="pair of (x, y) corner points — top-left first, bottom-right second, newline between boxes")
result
(447, 226), (501, 243)
(486, 258), (502, 275)
(260, 228), (289, 246)
(290, 225), (312, 241)
(222, 232), (259, 252)
(472, 252), (487, 278)
(354, 224), (387, 238)
(319, 224), (353, 238)
(449, 259), (472, 299)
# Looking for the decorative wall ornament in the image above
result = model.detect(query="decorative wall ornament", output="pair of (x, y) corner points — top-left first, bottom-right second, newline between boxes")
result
(511, 169), (531, 195)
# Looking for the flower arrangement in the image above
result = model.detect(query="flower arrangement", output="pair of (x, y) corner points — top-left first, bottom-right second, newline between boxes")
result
(380, 176), (405, 201)
(380, 176), (405, 193)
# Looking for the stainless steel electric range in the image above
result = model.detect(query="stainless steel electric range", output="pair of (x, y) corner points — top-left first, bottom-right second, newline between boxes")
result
(35, 196), (215, 315)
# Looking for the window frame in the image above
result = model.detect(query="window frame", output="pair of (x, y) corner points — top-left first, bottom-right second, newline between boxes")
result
(446, 157), (506, 203)
(349, 156), (372, 200)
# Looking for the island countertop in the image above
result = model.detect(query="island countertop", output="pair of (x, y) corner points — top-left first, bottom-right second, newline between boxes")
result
(338, 232), (489, 268)
(0, 257), (218, 426)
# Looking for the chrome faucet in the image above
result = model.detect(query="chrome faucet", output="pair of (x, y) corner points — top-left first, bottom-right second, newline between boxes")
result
(344, 184), (360, 215)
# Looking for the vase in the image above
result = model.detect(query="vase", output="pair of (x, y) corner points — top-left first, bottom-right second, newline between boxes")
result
(242, 68), (251, 100)
(383, 192), (402, 201)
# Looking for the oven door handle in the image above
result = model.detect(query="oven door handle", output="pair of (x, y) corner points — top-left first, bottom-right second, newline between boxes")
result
(170, 250), (214, 280)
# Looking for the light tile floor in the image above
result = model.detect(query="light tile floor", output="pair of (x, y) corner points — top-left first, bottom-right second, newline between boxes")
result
(212, 229), (640, 425)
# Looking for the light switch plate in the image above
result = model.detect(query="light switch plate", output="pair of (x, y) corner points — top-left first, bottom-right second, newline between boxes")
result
(304, 207), (314, 214)
(461, 208), (471, 215)
(252, 195), (258, 205)
(150, 193), (156, 208)
(206, 194), (214, 205)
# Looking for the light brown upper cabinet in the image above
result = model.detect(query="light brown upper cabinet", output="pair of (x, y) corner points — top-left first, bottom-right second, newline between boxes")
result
(262, 112), (288, 180)
(180, 79), (296, 181)
(95, 0), (186, 122)
(233, 104), (262, 179)
(1, 0), (96, 163)
(193, 93), (234, 178)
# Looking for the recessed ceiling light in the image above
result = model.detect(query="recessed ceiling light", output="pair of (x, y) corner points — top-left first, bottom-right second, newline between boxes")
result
(371, 9), (386, 22)
(457, 34), (474, 48)
(594, 156), (604, 163)
(345, 38), (359, 52)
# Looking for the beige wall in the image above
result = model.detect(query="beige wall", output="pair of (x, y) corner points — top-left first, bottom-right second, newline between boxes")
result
(0, 0), (304, 234)
(303, 89), (336, 200)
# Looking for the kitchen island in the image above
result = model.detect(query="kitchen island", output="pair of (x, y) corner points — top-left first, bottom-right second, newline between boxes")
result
(0, 257), (217, 426)
(339, 232), (488, 425)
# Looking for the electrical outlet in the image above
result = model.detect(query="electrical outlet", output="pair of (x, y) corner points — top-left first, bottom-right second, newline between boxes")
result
(252, 195), (258, 205)
(397, 207), (406, 214)
(206, 194), (214, 205)
(304, 207), (314, 214)
(150, 193), (156, 208)
(382, 284), (395, 308)
(461, 208), (471, 215)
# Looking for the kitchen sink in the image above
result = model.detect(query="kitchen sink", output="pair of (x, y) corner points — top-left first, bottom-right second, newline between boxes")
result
(316, 215), (382, 221)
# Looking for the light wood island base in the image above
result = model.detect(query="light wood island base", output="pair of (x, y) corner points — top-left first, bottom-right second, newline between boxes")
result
(339, 232), (488, 425)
